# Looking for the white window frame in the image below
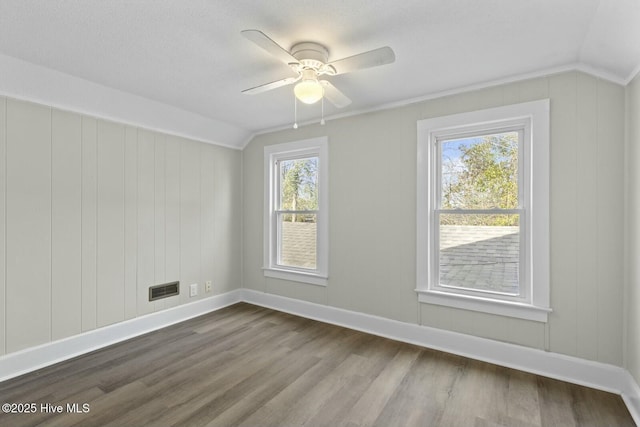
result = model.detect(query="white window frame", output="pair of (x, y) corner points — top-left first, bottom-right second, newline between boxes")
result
(263, 137), (329, 286)
(416, 100), (551, 322)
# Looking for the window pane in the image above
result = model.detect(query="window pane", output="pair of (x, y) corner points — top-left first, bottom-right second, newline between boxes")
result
(439, 213), (519, 295)
(279, 157), (318, 211)
(440, 132), (518, 209)
(278, 213), (317, 269)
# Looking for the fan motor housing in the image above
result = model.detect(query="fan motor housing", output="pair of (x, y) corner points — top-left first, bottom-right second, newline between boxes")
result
(291, 42), (329, 68)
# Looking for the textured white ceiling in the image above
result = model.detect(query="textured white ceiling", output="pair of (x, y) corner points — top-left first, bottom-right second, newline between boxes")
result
(0, 0), (639, 147)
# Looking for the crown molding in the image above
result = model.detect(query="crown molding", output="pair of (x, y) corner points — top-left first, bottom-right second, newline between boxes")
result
(244, 63), (629, 149)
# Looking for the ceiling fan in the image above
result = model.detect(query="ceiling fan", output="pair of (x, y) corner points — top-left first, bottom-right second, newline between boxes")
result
(241, 29), (395, 109)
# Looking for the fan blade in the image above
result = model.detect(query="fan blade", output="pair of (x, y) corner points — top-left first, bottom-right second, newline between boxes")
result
(327, 46), (395, 75)
(242, 76), (299, 95)
(241, 29), (299, 65)
(320, 81), (352, 108)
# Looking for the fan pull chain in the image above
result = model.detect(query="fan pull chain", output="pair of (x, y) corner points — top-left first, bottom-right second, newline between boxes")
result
(293, 94), (298, 129)
(320, 96), (325, 126)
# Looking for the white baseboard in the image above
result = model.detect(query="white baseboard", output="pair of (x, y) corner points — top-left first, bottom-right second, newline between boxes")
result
(1, 287), (639, 425)
(622, 371), (640, 424)
(240, 288), (640, 425)
(0, 290), (242, 382)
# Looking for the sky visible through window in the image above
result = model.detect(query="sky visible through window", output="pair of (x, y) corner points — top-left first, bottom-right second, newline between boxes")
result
(440, 131), (518, 212)
(440, 136), (480, 198)
(279, 157), (318, 212)
(441, 137), (481, 161)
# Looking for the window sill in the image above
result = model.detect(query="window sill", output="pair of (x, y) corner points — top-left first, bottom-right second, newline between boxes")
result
(416, 289), (551, 322)
(263, 267), (328, 287)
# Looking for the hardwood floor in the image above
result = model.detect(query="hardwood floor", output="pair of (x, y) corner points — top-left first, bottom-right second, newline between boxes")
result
(0, 303), (634, 427)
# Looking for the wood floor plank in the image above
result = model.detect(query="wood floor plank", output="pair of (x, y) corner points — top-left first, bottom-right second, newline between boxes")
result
(173, 350), (321, 426)
(272, 353), (374, 427)
(570, 383), (636, 427)
(437, 359), (496, 426)
(237, 329), (373, 427)
(344, 345), (421, 426)
(48, 380), (149, 427)
(505, 369), (542, 425)
(373, 350), (467, 427)
(142, 345), (292, 426)
(537, 376), (579, 427)
(0, 303), (634, 427)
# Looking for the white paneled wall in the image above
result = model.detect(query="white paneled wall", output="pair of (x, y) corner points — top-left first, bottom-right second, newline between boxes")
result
(0, 96), (242, 356)
(6, 99), (51, 352)
(96, 120), (126, 328)
(81, 116), (98, 332)
(243, 71), (626, 366)
(164, 135), (181, 310)
(51, 109), (82, 340)
(179, 140), (201, 306)
(124, 126), (138, 319)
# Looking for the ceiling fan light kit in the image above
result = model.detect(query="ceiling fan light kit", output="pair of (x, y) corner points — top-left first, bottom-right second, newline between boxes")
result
(294, 69), (324, 104)
(241, 29), (395, 127)
(294, 80), (324, 104)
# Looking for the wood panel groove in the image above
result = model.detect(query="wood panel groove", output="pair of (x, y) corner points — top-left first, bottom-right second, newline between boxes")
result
(0, 303), (633, 427)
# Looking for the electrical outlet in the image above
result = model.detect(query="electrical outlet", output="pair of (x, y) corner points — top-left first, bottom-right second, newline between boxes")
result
(189, 283), (198, 297)
(205, 281), (212, 293)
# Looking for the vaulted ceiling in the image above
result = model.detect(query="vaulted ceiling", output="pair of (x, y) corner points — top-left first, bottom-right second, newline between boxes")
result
(1, 0), (639, 148)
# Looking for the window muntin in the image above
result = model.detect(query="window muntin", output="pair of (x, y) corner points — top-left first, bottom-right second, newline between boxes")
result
(263, 137), (328, 286)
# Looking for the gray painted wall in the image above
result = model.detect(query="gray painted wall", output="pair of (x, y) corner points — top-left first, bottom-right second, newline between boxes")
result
(0, 96), (242, 355)
(0, 70), (628, 369)
(243, 71), (626, 366)
(626, 73), (640, 384)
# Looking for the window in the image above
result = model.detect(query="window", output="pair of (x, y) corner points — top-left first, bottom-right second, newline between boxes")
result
(264, 137), (328, 286)
(417, 100), (551, 322)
